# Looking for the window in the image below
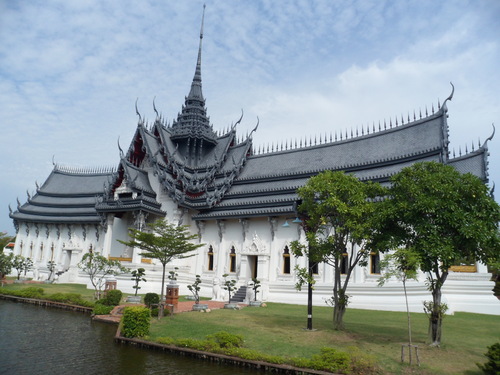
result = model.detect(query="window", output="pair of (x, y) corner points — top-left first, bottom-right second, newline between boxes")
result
(207, 245), (214, 271)
(229, 246), (236, 273)
(370, 252), (380, 274)
(283, 246), (291, 274)
(340, 253), (348, 275)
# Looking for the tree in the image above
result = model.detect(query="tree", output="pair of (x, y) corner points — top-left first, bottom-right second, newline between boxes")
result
(119, 219), (203, 317)
(378, 248), (420, 364)
(250, 278), (261, 301)
(12, 255), (25, 280)
(373, 162), (500, 346)
(131, 268), (147, 296)
(187, 274), (202, 304)
(0, 252), (14, 286)
(222, 273), (237, 303)
(291, 170), (386, 330)
(0, 232), (13, 251)
(22, 257), (33, 278)
(47, 260), (56, 281)
(78, 251), (129, 299)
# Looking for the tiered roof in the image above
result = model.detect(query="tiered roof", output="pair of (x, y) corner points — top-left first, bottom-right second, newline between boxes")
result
(10, 10), (492, 228)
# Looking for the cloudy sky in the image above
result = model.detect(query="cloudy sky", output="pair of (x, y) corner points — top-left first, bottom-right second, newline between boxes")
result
(1, 0), (499, 235)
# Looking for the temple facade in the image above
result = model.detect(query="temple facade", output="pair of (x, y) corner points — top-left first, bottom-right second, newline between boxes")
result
(9, 10), (498, 315)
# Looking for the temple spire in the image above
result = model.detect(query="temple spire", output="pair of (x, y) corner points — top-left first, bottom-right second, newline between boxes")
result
(188, 4), (205, 101)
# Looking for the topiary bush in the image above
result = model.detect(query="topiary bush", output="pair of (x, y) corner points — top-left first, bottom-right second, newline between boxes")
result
(121, 306), (151, 338)
(144, 292), (159, 307)
(102, 289), (123, 306)
(477, 342), (500, 375)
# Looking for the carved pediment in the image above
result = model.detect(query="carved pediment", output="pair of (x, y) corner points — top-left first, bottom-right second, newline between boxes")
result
(241, 232), (269, 255)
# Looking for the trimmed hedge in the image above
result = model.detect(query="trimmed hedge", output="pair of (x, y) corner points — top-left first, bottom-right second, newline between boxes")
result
(0, 287), (94, 308)
(153, 332), (379, 374)
(122, 306), (151, 338)
(93, 304), (114, 315)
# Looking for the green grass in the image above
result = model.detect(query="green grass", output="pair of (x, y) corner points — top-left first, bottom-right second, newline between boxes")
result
(149, 303), (497, 375)
(1, 282), (96, 302)
(1, 283), (495, 374)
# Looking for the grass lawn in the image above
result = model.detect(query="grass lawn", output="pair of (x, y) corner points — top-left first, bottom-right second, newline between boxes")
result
(148, 302), (497, 375)
(1, 282), (496, 374)
(1, 281), (96, 302)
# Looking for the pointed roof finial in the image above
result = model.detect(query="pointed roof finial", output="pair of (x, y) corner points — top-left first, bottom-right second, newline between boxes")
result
(188, 4), (206, 101)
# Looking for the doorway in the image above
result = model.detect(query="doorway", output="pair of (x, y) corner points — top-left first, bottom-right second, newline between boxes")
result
(247, 255), (258, 279)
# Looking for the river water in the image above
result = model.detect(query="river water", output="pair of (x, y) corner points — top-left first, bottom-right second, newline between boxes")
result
(0, 300), (255, 375)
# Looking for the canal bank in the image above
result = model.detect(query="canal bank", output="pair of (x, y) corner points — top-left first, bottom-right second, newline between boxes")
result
(0, 295), (333, 374)
(0, 299), (257, 375)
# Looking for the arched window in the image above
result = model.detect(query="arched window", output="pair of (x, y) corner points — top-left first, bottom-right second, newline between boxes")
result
(207, 245), (214, 271)
(340, 253), (348, 275)
(370, 252), (380, 274)
(229, 246), (236, 273)
(283, 246), (291, 274)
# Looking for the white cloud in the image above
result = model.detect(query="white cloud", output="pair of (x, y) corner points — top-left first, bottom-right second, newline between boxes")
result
(0, 0), (498, 234)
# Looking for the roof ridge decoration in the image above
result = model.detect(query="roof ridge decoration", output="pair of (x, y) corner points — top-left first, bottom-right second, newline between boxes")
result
(252, 96), (448, 156)
(54, 164), (117, 175)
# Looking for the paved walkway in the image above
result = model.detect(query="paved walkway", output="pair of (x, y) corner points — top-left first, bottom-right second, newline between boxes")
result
(94, 300), (238, 324)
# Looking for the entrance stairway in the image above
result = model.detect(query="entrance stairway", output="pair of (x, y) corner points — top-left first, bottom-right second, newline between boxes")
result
(229, 285), (247, 303)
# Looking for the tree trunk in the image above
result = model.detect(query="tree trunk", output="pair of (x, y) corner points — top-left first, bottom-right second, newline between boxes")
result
(333, 302), (346, 330)
(159, 263), (166, 318)
(332, 269), (347, 330)
(428, 272), (448, 346)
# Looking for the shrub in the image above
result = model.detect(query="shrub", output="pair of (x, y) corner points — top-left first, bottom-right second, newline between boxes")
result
(150, 307), (159, 317)
(105, 289), (123, 306)
(309, 347), (350, 373)
(206, 331), (244, 348)
(121, 306), (151, 338)
(346, 346), (379, 374)
(477, 343), (500, 375)
(93, 304), (114, 315)
(46, 292), (91, 306)
(18, 287), (45, 299)
(144, 292), (159, 307)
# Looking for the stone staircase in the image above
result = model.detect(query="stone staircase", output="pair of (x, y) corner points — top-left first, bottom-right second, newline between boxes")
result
(229, 285), (247, 303)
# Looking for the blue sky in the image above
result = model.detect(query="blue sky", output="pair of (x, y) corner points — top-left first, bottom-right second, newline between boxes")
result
(1, 0), (499, 235)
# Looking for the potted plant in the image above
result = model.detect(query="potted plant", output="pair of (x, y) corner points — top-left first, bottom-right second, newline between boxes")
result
(249, 277), (262, 306)
(222, 273), (238, 309)
(188, 274), (208, 311)
(126, 268), (146, 303)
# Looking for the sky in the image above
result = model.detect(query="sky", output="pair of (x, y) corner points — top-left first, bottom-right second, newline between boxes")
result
(1, 0), (499, 235)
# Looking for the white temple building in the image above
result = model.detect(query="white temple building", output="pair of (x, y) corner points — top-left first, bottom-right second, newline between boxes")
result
(9, 9), (498, 315)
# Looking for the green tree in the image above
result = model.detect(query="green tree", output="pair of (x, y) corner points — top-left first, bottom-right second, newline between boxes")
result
(12, 255), (25, 280)
(131, 268), (147, 296)
(378, 248), (420, 363)
(119, 219), (203, 316)
(22, 257), (33, 278)
(187, 274), (202, 304)
(78, 251), (129, 299)
(0, 232), (13, 251)
(373, 162), (500, 346)
(0, 252), (14, 285)
(291, 170), (386, 330)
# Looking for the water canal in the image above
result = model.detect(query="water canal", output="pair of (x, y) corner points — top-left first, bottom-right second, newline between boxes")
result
(0, 300), (256, 375)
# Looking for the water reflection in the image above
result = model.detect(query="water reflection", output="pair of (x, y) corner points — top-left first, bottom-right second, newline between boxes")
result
(0, 300), (254, 375)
